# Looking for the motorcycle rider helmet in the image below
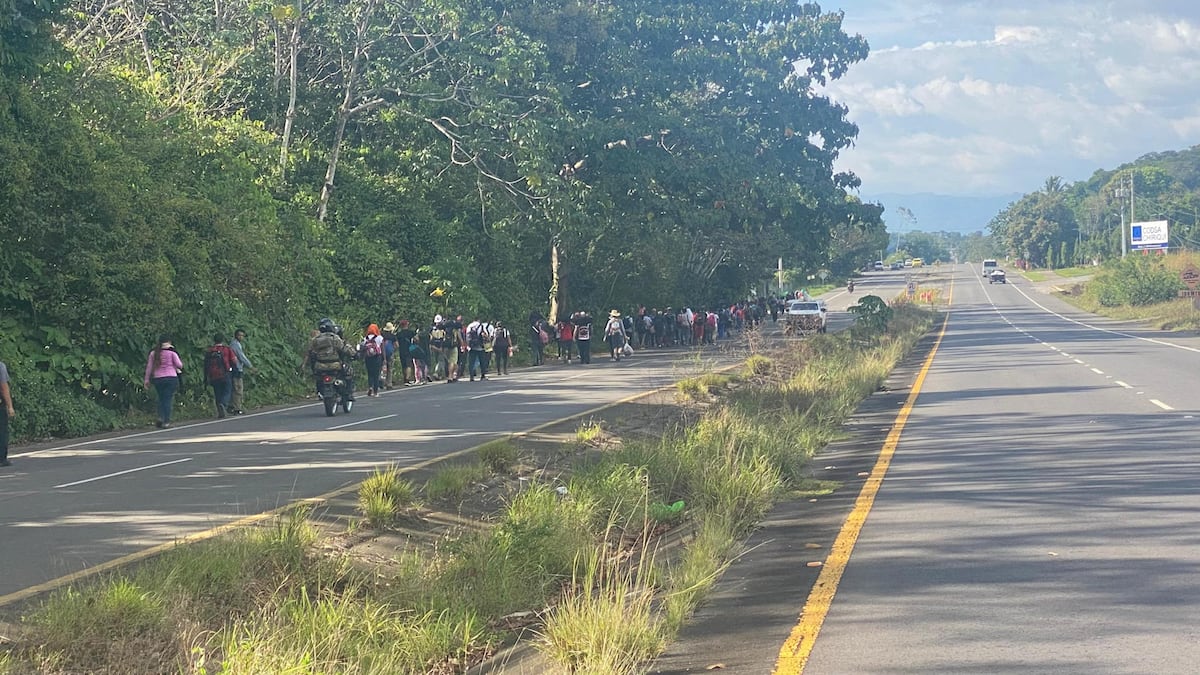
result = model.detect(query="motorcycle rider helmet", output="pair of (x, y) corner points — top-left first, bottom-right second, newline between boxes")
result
(318, 317), (335, 333)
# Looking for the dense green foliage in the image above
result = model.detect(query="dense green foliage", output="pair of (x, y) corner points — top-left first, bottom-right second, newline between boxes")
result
(989, 146), (1200, 267)
(0, 0), (886, 440)
(1085, 256), (1180, 307)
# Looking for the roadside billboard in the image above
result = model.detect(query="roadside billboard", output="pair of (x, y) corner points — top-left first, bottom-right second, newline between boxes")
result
(1130, 220), (1169, 251)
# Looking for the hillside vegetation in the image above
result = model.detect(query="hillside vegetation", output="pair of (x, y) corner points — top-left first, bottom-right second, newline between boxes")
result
(0, 0), (888, 440)
(988, 146), (1200, 268)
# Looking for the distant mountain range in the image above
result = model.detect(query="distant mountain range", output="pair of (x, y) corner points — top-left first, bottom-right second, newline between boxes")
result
(862, 192), (1022, 234)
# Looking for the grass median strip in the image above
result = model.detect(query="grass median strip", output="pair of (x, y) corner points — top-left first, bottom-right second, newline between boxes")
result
(0, 304), (936, 675)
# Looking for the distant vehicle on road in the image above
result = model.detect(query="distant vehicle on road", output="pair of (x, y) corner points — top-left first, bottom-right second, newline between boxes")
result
(989, 269), (1007, 284)
(982, 258), (998, 277)
(904, 258), (913, 267)
(890, 261), (903, 270)
(911, 258), (924, 268)
(873, 261), (884, 271)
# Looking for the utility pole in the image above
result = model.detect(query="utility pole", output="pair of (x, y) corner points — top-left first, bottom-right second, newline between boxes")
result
(1120, 211), (1127, 258)
(1129, 171), (1136, 239)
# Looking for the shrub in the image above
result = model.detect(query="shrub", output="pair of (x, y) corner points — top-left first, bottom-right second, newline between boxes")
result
(848, 295), (892, 334)
(8, 371), (122, 440)
(1088, 257), (1180, 307)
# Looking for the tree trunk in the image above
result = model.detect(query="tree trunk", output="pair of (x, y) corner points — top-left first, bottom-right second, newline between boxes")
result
(278, 5), (301, 181)
(316, 0), (379, 222)
(548, 238), (560, 325)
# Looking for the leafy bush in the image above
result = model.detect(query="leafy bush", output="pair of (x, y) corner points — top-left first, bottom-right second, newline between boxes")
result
(1088, 257), (1181, 307)
(848, 295), (893, 334)
(8, 371), (122, 439)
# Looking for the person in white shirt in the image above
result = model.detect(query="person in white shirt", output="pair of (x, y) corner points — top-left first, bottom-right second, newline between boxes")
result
(604, 310), (627, 361)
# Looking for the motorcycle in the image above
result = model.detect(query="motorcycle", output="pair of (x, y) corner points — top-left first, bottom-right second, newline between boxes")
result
(847, 280), (855, 293)
(316, 371), (354, 416)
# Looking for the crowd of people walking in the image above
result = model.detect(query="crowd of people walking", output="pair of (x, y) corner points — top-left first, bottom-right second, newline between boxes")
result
(140, 298), (787, 425)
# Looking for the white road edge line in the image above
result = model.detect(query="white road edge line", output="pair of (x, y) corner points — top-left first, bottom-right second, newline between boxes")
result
(470, 389), (516, 400)
(55, 458), (193, 489)
(1073, 358), (1085, 364)
(1091, 368), (1104, 375)
(1150, 399), (1175, 411)
(326, 414), (396, 430)
(1115, 381), (1133, 389)
(1013, 284), (1200, 354)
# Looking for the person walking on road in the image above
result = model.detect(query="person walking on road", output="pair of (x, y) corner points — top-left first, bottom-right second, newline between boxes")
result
(428, 316), (450, 381)
(0, 358), (14, 467)
(574, 311), (593, 364)
(493, 321), (513, 375)
(360, 323), (385, 396)
(556, 316), (575, 363)
(204, 334), (236, 418)
(465, 317), (493, 381)
(145, 334), (184, 428)
(529, 311), (548, 366)
(604, 310), (627, 361)
(229, 328), (255, 414)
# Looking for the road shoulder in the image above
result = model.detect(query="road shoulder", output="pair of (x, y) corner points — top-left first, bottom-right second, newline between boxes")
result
(650, 329), (943, 674)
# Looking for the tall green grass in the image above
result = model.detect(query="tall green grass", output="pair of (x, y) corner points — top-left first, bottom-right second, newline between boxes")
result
(218, 589), (483, 674)
(425, 462), (489, 502)
(26, 508), (321, 674)
(537, 542), (665, 674)
(358, 467), (417, 528)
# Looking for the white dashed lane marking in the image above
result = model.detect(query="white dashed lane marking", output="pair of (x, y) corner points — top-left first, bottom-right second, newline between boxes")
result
(55, 458), (194, 489)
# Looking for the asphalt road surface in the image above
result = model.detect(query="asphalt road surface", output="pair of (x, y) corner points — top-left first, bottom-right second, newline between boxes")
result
(806, 264), (1200, 674)
(659, 263), (1200, 674)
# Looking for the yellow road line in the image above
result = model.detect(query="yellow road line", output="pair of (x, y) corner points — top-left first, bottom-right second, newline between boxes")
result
(0, 363), (695, 609)
(773, 280), (954, 674)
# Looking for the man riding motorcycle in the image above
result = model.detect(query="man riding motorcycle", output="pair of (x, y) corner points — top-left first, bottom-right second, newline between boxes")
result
(305, 318), (358, 402)
(847, 279), (855, 293)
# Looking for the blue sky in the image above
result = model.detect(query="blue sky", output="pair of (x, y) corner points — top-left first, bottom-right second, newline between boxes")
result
(823, 1), (1200, 197)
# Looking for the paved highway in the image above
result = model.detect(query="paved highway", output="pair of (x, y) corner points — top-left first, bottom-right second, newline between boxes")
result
(657, 262), (1200, 674)
(801, 263), (1200, 673)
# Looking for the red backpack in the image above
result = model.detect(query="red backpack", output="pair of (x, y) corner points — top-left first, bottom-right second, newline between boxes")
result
(204, 346), (230, 383)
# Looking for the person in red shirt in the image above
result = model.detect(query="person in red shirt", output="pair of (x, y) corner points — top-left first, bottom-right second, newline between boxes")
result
(204, 334), (237, 418)
(556, 317), (575, 363)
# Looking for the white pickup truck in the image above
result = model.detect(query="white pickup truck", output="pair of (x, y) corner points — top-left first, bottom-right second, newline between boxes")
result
(784, 300), (827, 335)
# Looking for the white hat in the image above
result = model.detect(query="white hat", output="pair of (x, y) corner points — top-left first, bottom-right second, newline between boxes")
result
(434, 314), (443, 323)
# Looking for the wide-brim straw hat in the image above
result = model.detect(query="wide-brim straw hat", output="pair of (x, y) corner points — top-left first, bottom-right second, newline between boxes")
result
(383, 322), (398, 333)
(609, 309), (621, 318)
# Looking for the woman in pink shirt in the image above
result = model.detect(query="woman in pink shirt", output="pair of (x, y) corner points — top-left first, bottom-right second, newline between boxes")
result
(144, 334), (184, 428)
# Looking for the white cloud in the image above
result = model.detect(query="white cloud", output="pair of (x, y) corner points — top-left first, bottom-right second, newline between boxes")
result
(826, 1), (1200, 195)
(993, 25), (1044, 44)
